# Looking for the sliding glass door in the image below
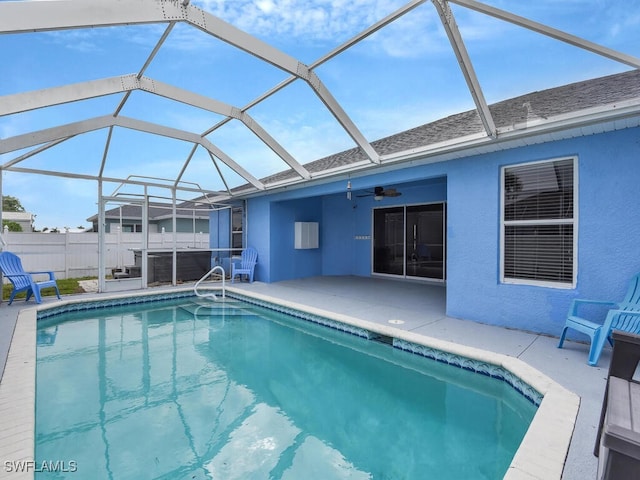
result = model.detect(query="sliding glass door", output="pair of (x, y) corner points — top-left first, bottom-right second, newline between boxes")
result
(373, 207), (404, 275)
(373, 203), (446, 280)
(405, 203), (446, 279)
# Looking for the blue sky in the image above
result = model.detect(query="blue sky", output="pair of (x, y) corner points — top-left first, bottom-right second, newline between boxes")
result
(1, 0), (639, 231)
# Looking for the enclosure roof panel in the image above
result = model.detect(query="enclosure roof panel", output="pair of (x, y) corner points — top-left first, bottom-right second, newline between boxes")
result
(1, 0), (639, 205)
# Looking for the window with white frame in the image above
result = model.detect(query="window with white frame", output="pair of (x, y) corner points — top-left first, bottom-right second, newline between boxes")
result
(231, 206), (244, 249)
(501, 157), (576, 286)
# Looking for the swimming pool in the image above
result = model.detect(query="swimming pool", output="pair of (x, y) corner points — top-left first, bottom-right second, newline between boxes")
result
(0, 287), (579, 479)
(32, 293), (538, 479)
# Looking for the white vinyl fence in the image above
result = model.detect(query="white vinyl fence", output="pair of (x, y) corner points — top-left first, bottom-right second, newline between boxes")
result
(2, 231), (210, 279)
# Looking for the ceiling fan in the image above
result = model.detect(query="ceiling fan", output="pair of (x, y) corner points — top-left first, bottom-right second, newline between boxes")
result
(357, 186), (402, 200)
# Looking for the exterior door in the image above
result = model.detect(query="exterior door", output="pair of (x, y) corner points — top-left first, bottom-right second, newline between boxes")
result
(373, 203), (445, 280)
(405, 203), (446, 280)
(373, 207), (404, 275)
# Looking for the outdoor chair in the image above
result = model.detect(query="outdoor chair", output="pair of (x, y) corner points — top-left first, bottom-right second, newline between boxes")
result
(558, 273), (640, 366)
(0, 251), (61, 304)
(231, 247), (258, 283)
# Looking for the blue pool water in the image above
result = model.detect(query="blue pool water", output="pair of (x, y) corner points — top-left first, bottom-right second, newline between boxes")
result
(35, 296), (537, 479)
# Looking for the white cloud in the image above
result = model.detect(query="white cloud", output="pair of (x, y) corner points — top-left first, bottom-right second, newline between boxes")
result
(260, 115), (354, 164)
(605, 8), (640, 41)
(194, 0), (411, 44)
(187, 1), (484, 60)
(362, 6), (446, 58)
(44, 29), (106, 53)
(256, 0), (276, 14)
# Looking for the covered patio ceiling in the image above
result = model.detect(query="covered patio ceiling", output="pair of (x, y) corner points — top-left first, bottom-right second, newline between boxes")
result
(1, 1), (639, 214)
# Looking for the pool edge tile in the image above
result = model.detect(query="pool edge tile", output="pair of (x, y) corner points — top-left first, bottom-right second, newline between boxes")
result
(0, 308), (36, 480)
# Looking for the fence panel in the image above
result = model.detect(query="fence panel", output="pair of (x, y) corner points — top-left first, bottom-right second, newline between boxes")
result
(2, 232), (211, 279)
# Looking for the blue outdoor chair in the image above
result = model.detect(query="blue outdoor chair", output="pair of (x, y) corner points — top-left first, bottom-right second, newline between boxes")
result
(558, 273), (640, 366)
(0, 251), (61, 304)
(231, 247), (258, 283)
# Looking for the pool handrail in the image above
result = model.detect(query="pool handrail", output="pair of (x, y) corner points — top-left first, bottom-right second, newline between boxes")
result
(194, 265), (225, 300)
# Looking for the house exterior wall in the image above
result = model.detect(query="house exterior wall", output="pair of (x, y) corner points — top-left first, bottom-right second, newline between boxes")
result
(103, 219), (158, 233)
(210, 209), (231, 253)
(248, 198), (271, 283)
(241, 126), (639, 336)
(321, 194), (354, 276)
(244, 188), (324, 283)
(155, 218), (210, 233)
(2, 211), (34, 232)
(446, 127), (640, 334)
(270, 196), (323, 281)
(246, 171), (449, 283)
(210, 209), (231, 251)
(103, 218), (209, 233)
(319, 176), (448, 277)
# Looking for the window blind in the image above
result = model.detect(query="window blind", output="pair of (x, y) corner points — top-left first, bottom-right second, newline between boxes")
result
(503, 158), (575, 285)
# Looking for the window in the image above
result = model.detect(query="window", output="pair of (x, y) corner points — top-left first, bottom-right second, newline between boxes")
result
(231, 207), (243, 249)
(122, 223), (142, 233)
(501, 157), (576, 287)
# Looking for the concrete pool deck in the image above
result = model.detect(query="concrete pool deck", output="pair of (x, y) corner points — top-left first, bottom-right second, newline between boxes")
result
(0, 276), (611, 479)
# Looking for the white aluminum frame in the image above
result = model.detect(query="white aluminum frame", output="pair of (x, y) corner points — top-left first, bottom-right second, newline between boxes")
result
(1, 0), (637, 203)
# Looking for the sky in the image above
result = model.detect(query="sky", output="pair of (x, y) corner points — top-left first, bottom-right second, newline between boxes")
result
(1, 0), (639, 231)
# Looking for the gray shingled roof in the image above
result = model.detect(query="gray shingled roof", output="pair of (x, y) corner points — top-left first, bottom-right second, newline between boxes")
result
(256, 69), (640, 187)
(87, 201), (212, 222)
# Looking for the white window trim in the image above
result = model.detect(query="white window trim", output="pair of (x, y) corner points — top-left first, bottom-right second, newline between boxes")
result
(499, 156), (578, 289)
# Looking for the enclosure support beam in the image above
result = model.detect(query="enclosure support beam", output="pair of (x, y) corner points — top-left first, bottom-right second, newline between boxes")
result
(432, 0), (496, 138)
(450, 0), (640, 69)
(0, 115), (265, 191)
(0, 75), (310, 180)
(0, 0), (373, 167)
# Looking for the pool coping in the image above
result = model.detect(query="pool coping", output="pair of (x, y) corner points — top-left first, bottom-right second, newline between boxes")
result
(0, 287), (579, 480)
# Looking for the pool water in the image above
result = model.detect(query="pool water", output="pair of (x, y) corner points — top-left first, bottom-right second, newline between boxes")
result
(35, 297), (537, 479)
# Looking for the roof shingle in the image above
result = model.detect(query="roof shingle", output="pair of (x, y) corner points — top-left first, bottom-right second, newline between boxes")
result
(256, 69), (640, 187)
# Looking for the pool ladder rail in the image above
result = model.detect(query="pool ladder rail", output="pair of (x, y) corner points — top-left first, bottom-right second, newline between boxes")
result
(194, 265), (226, 301)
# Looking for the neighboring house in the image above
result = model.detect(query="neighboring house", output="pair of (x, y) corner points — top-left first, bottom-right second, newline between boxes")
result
(2, 211), (35, 232)
(220, 69), (640, 337)
(88, 201), (211, 234)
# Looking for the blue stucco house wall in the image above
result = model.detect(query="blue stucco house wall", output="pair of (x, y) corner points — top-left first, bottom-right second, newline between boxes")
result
(209, 208), (232, 271)
(446, 128), (640, 334)
(234, 125), (640, 337)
